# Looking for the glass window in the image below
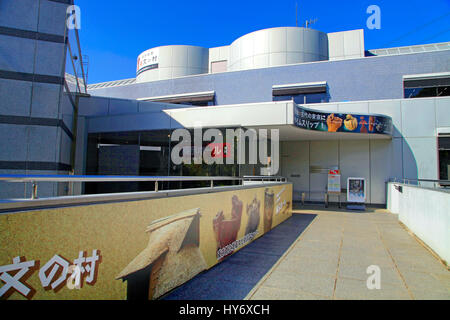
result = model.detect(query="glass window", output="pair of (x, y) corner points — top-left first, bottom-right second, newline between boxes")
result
(273, 92), (328, 104)
(172, 101), (213, 107)
(84, 128), (244, 194)
(305, 92), (328, 104)
(85, 130), (169, 194)
(439, 136), (450, 185)
(404, 87), (438, 98)
(439, 150), (449, 180)
(404, 76), (450, 98)
(438, 86), (450, 97)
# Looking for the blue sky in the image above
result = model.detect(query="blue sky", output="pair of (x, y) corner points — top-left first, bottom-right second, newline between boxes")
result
(74, 0), (450, 84)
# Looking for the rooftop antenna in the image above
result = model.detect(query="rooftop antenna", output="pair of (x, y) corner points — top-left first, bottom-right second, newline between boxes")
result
(304, 18), (318, 28)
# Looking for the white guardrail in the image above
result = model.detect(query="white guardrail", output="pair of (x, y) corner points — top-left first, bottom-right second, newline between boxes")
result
(387, 181), (450, 265)
(0, 174), (287, 200)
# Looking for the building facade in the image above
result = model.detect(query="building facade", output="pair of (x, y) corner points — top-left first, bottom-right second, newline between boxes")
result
(79, 27), (450, 205)
(0, 0), (75, 199)
(0, 3), (449, 205)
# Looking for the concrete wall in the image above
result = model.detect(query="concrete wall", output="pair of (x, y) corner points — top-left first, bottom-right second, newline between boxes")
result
(0, 181), (293, 300)
(280, 96), (450, 204)
(228, 27), (328, 72)
(281, 139), (397, 204)
(0, 0), (74, 199)
(88, 50), (450, 106)
(209, 45), (230, 73)
(137, 28), (363, 79)
(136, 45), (209, 83)
(387, 182), (450, 264)
(78, 99), (294, 133)
(75, 95), (450, 205)
(328, 29), (365, 60)
(134, 28), (367, 83)
(136, 28), (362, 79)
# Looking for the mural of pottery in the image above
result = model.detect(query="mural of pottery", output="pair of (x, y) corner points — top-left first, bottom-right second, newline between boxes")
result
(116, 208), (207, 300)
(264, 188), (275, 233)
(369, 116), (375, 132)
(213, 195), (243, 260)
(278, 201), (291, 215)
(245, 196), (261, 235)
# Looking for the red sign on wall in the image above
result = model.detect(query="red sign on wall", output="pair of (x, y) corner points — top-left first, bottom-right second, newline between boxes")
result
(208, 143), (231, 158)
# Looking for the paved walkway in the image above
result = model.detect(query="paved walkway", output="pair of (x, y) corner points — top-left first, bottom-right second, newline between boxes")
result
(163, 214), (316, 300)
(246, 207), (450, 300)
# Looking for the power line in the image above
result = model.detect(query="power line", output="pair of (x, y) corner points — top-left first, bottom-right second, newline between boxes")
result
(383, 11), (450, 47)
(419, 27), (450, 43)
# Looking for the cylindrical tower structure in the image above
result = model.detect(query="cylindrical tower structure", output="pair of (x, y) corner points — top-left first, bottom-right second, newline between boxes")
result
(228, 27), (329, 72)
(136, 45), (209, 83)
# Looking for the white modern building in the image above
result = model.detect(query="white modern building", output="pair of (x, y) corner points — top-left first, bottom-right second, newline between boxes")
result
(1, 2), (449, 206)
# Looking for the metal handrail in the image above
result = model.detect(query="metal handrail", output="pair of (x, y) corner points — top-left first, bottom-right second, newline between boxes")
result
(388, 178), (450, 190)
(0, 174), (241, 183)
(389, 178), (450, 183)
(388, 178), (450, 184)
(243, 175), (287, 182)
(0, 174), (286, 200)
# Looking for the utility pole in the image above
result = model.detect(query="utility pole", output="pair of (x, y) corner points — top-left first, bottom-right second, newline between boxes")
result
(296, 2), (298, 27)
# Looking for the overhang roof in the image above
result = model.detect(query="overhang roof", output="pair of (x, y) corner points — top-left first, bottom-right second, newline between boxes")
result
(137, 91), (215, 103)
(272, 81), (327, 95)
(164, 101), (393, 141)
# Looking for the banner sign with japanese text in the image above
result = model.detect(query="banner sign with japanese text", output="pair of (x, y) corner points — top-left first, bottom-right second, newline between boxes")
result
(137, 47), (159, 75)
(294, 105), (393, 135)
(0, 183), (292, 300)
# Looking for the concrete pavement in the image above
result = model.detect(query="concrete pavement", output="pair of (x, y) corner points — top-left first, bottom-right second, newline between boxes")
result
(246, 207), (450, 300)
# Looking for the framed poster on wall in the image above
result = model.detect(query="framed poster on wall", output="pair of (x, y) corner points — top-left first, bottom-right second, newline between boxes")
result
(347, 177), (366, 203)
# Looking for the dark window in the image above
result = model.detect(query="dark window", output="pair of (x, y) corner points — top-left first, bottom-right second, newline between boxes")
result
(176, 101), (212, 107)
(438, 86), (450, 97)
(272, 82), (328, 104)
(439, 136), (450, 183)
(84, 128), (242, 195)
(404, 76), (450, 98)
(273, 92), (328, 104)
(405, 87), (439, 98)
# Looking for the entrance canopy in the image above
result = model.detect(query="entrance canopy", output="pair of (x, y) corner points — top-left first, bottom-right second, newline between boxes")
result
(164, 101), (393, 141)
